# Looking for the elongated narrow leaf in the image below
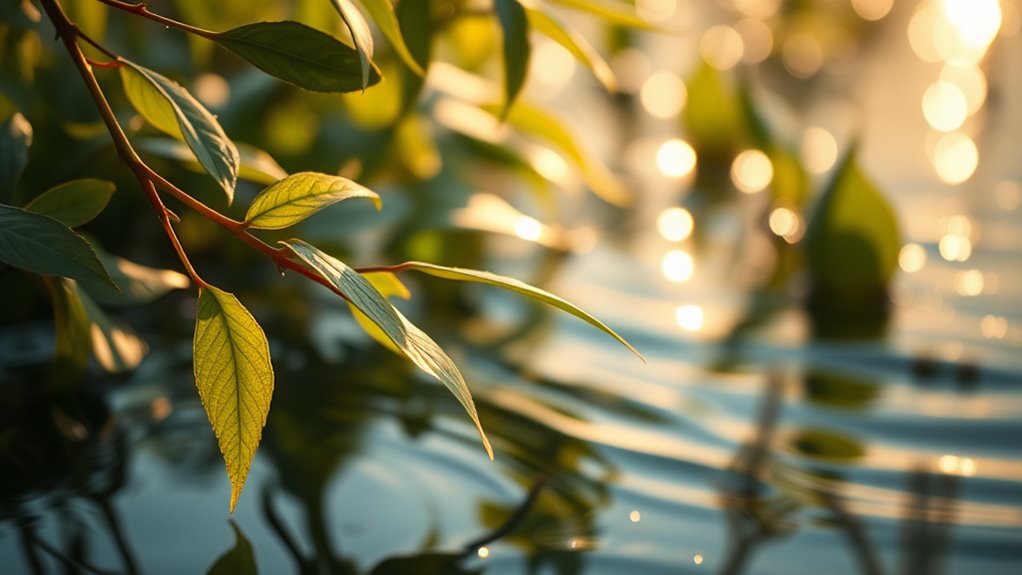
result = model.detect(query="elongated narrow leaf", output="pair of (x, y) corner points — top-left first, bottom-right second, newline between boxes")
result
(138, 138), (288, 186)
(26, 179), (114, 227)
(207, 522), (258, 575)
(0, 203), (115, 289)
(484, 102), (630, 205)
(1, 112), (32, 203)
(86, 248), (190, 307)
(524, 4), (615, 92)
(494, 0), (530, 118)
(358, 0), (426, 76)
(194, 286), (274, 512)
(282, 239), (492, 459)
(330, 0), (375, 89)
(396, 0), (432, 114)
(119, 59), (239, 202)
(217, 21), (381, 93)
(397, 262), (641, 359)
(548, 0), (661, 30)
(244, 172), (380, 230)
(349, 271), (411, 354)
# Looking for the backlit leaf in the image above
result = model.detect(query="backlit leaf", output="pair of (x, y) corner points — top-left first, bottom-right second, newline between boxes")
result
(217, 21), (381, 93)
(282, 239), (492, 459)
(524, 3), (616, 92)
(119, 59), (239, 202)
(138, 138), (288, 186)
(395, 262), (641, 359)
(494, 0), (530, 118)
(0, 203), (116, 289)
(79, 287), (147, 373)
(25, 179), (115, 227)
(86, 248), (191, 307)
(349, 270), (411, 354)
(330, 0), (375, 89)
(244, 172), (381, 230)
(194, 286), (274, 512)
(206, 522), (258, 575)
(804, 150), (900, 295)
(358, 0), (426, 76)
(47, 278), (91, 385)
(0, 112), (32, 203)
(548, 0), (661, 30)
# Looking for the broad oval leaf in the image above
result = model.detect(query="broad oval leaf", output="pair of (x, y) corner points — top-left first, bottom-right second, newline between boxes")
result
(138, 138), (288, 186)
(119, 59), (240, 203)
(194, 286), (274, 512)
(244, 172), (381, 230)
(358, 0), (426, 76)
(494, 0), (530, 118)
(395, 261), (641, 359)
(282, 239), (492, 459)
(26, 178), (115, 227)
(0, 203), (116, 289)
(330, 0), (375, 90)
(804, 150), (900, 295)
(216, 21), (382, 93)
(524, 3), (616, 92)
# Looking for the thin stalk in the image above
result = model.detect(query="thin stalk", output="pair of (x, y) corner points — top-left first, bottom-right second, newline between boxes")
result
(91, 0), (217, 40)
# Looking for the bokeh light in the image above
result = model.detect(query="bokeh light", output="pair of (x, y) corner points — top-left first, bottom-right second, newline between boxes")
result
(731, 149), (773, 193)
(932, 132), (978, 184)
(734, 18), (774, 64)
(939, 64), (988, 115)
(675, 305), (704, 332)
(852, 0), (894, 21)
(701, 25), (745, 70)
(640, 72), (687, 118)
(801, 127), (838, 174)
(954, 269), (985, 296)
(768, 207), (803, 243)
(657, 207), (695, 242)
(899, 243), (927, 273)
(783, 33), (824, 78)
(661, 250), (694, 283)
(922, 80), (968, 132)
(656, 139), (698, 179)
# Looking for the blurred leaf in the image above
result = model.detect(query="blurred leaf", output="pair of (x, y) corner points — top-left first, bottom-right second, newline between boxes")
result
(330, 0), (375, 89)
(804, 150), (900, 295)
(524, 3), (616, 92)
(47, 278), (91, 382)
(0, 112), (32, 203)
(79, 287), (147, 373)
(549, 0), (661, 30)
(342, 60), (403, 128)
(494, 0), (530, 118)
(485, 102), (629, 205)
(0, 203), (116, 289)
(25, 179), (115, 228)
(217, 21), (381, 93)
(683, 62), (746, 155)
(395, 114), (441, 180)
(282, 239), (493, 459)
(359, 0), (426, 76)
(395, 0), (432, 114)
(349, 270), (411, 354)
(63, 0), (107, 59)
(206, 522), (258, 575)
(138, 138), (288, 186)
(370, 553), (478, 575)
(791, 428), (864, 461)
(119, 59), (240, 203)
(396, 261), (641, 359)
(86, 248), (190, 307)
(244, 172), (380, 230)
(194, 285), (275, 513)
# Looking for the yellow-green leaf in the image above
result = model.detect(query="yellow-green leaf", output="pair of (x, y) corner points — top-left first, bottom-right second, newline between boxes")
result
(523, 3), (616, 92)
(358, 0), (426, 76)
(137, 138), (288, 186)
(348, 271), (410, 355)
(330, 0), (375, 90)
(244, 172), (381, 230)
(79, 286), (147, 373)
(119, 59), (240, 203)
(25, 179), (114, 228)
(194, 286), (274, 512)
(395, 261), (641, 359)
(494, 0), (530, 118)
(282, 239), (492, 459)
(548, 0), (662, 30)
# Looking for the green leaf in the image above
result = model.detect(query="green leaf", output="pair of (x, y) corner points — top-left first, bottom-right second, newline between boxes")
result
(206, 522), (258, 575)
(0, 203), (116, 289)
(0, 112), (32, 203)
(494, 0), (530, 118)
(137, 138), (288, 186)
(244, 172), (381, 230)
(524, 4), (616, 92)
(330, 0), (375, 90)
(282, 239), (493, 459)
(548, 0), (662, 30)
(348, 270), (410, 355)
(804, 150), (900, 295)
(79, 287), (147, 373)
(194, 286), (274, 512)
(395, 0), (433, 114)
(484, 102), (630, 205)
(216, 21), (382, 93)
(358, 0), (426, 77)
(396, 262), (641, 359)
(47, 278), (91, 385)
(25, 179), (115, 228)
(86, 248), (191, 307)
(119, 59), (240, 203)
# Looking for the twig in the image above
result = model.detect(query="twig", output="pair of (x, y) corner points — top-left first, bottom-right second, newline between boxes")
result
(91, 0), (217, 40)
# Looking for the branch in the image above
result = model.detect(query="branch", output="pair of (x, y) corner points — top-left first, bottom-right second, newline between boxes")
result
(91, 0), (217, 40)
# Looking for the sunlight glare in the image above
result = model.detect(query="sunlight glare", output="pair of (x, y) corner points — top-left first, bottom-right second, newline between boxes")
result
(514, 216), (543, 242)
(694, 553), (705, 565)
(641, 72), (687, 118)
(675, 305), (704, 332)
(656, 139), (697, 179)
(629, 510), (641, 523)
(898, 243), (927, 273)
(661, 250), (694, 283)
(940, 64), (988, 116)
(954, 269), (984, 296)
(477, 546), (490, 559)
(922, 80), (968, 132)
(731, 149), (773, 194)
(768, 207), (802, 243)
(657, 207), (695, 242)
(532, 40), (576, 91)
(932, 132), (978, 184)
(939, 233), (972, 262)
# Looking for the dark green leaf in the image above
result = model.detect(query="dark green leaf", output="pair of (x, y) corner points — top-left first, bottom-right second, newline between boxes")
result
(358, 0), (426, 76)
(330, 0), (375, 89)
(396, 261), (641, 359)
(0, 203), (116, 289)
(494, 0), (530, 118)
(805, 150), (900, 295)
(396, 0), (433, 114)
(25, 179), (115, 227)
(282, 239), (493, 459)
(207, 522), (258, 575)
(216, 21), (382, 93)
(244, 172), (380, 230)
(47, 278), (91, 384)
(194, 286), (275, 513)
(119, 59), (240, 203)
(0, 112), (32, 203)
